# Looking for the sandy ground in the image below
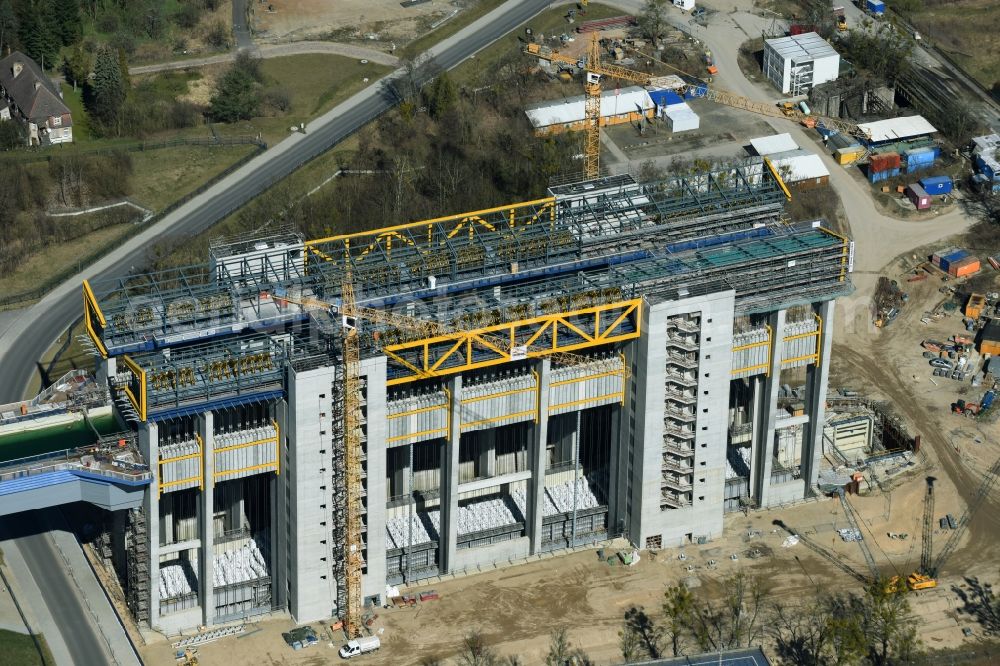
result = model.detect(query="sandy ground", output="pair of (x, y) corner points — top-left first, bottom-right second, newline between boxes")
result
(138, 486), (991, 666)
(252, 0), (455, 44)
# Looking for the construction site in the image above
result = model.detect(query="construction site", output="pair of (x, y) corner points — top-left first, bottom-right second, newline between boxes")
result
(41, 152), (860, 644)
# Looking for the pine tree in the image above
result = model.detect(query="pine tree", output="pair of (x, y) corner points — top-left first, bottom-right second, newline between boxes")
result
(86, 44), (127, 134)
(16, 5), (58, 67)
(52, 0), (82, 46)
(63, 44), (92, 91)
(0, 0), (17, 55)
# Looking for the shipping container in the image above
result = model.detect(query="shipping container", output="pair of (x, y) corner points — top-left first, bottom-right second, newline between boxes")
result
(904, 146), (936, 165)
(919, 175), (953, 195)
(869, 167), (900, 183)
(966, 293), (986, 319)
(836, 147), (866, 164)
(931, 246), (958, 266)
(939, 250), (969, 273)
(906, 183), (931, 209)
(949, 256), (980, 278)
(866, 0), (885, 14)
(870, 152), (901, 172)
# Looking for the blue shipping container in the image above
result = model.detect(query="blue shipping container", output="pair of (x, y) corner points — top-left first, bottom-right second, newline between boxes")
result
(919, 175), (953, 195)
(866, 0), (885, 14)
(870, 167), (900, 183)
(940, 250), (969, 273)
(905, 147), (936, 165)
(983, 390), (996, 411)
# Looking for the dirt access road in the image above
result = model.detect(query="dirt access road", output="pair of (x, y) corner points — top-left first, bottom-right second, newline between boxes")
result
(685, 0), (1000, 595)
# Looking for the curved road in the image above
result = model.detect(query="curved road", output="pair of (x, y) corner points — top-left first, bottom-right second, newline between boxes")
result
(0, 1), (555, 664)
(0, 0), (555, 406)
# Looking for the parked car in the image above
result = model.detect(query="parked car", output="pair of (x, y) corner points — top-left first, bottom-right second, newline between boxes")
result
(930, 358), (953, 369)
(922, 351), (938, 359)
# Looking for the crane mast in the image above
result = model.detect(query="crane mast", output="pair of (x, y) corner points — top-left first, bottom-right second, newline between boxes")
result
(341, 276), (364, 638)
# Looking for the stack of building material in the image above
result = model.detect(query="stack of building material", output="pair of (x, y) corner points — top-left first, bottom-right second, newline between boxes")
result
(905, 183), (931, 210)
(546, 478), (601, 513)
(919, 175), (952, 195)
(838, 527), (862, 542)
(159, 561), (197, 599)
(386, 511), (440, 548)
(213, 540), (268, 587)
(868, 152), (901, 183)
(457, 496), (518, 534)
(903, 146), (939, 174)
(866, 0), (885, 15)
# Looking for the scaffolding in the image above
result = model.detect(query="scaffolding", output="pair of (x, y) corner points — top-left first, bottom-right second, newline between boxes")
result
(126, 507), (150, 624)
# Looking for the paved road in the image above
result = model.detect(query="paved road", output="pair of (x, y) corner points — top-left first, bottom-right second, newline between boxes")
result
(128, 40), (399, 75)
(0, 0), (556, 406)
(1, 511), (115, 666)
(233, 0), (253, 50)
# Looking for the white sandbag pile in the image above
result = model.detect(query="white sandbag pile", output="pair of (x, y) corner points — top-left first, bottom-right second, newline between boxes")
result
(385, 511), (440, 548)
(456, 496), (516, 535)
(213, 539), (268, 587)
(546, 478), (600, 513)
(159, 561), (197, 600)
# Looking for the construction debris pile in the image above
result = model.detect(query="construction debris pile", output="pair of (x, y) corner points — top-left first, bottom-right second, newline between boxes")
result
(838, 527), (863, 542)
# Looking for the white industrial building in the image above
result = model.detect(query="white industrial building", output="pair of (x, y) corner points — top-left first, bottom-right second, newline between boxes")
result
(673, 0), (695, 10)
(748, 133), (830, 189)
(763, 32), (840, 95)
(525, 87), (655, 135)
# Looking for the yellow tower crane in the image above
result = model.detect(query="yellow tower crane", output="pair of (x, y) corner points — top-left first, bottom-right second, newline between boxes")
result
(341, 275), (365, 638)
(524, 34), (872, 178)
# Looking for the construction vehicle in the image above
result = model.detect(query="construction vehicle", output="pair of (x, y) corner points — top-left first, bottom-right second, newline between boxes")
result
(833, 7), (848, 32)
(524, 32), (871, 178)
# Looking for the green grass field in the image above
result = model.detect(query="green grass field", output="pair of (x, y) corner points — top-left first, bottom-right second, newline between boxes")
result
(0, 629), (55, 666)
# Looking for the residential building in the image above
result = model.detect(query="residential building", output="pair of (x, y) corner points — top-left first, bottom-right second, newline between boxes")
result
(0, 51), (73, 146)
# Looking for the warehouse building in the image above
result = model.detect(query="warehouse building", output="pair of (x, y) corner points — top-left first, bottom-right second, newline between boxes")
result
(857, 115), (937, 149)
(748, 134), (830, 189)
(525, 87), (655, 135)
(762, 32), (840, 95)
(78, 162), (851, 633)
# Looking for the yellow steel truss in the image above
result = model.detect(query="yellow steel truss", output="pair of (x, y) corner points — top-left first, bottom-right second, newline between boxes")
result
(304, 198), (557, 269)
(82, 280), (108, 358)
(382, 299), (643, 386)
(121, 354), (147, 421)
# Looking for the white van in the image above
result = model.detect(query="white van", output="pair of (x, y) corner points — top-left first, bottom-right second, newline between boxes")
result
(339, 635), (381, 659)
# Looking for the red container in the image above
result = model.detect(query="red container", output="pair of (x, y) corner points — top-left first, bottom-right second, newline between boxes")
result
(870, 152), (901, 173)
(906, 183), (931, 209)
(949, 256), (980, 278)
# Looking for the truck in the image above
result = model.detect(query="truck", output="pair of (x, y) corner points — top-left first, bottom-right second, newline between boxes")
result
(833, 7), (847, 31)
(339, 636), (381, 659)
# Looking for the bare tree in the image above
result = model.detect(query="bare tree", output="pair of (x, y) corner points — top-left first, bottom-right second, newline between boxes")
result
(458, 631), (500, 666)
(638, 0), (669, 49)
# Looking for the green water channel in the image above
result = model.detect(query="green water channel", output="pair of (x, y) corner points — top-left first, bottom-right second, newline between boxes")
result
(0, 412), (120, 464)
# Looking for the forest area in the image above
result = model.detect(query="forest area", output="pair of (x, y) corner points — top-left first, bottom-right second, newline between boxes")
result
(145, 58), (581, 271)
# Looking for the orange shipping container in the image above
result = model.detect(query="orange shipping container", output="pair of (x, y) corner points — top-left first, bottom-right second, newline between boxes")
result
(950, 256), (980, 278)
